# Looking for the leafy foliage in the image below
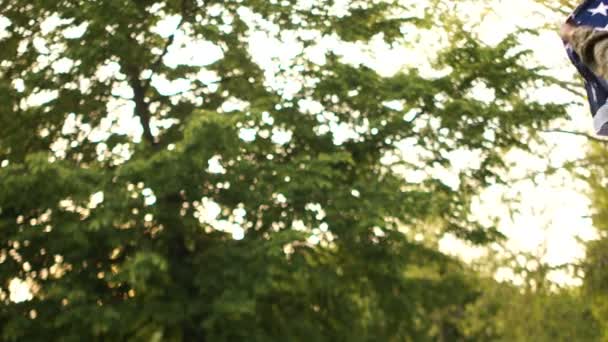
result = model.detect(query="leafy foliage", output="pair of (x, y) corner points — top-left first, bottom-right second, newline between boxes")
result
(579, 144), (608, 340)
(0, 0), (569, 340)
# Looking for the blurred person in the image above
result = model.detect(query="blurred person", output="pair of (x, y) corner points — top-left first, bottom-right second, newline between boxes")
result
(561, 22), (608, 79)
(562, 20), (608, 135)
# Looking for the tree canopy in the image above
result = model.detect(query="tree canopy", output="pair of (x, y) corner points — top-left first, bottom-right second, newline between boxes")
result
(0, 0), (585, 341)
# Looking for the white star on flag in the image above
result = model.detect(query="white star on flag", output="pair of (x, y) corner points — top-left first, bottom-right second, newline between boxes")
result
(589, 2), (608, 16)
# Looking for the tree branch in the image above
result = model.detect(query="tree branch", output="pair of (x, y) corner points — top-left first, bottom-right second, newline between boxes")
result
(143, 0), (191, 90)
(542, 129), (608, 144)
(120, 1), (192, 147)
(128, 74), (156, 146)
(539, 75), (586, 98)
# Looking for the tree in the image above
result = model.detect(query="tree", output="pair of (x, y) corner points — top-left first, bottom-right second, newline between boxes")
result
(0, 0), (567, 340)
(459, 247), (601, 342)
(578, 143), (608, 340)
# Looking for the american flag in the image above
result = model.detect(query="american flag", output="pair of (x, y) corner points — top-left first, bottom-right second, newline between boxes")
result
(567, 0), (608, 135)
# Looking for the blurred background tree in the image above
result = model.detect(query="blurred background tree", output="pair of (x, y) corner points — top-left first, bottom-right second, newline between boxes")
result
(579, 143), (608, 341)
(0, 0), (597, 341)
(458, 246), (601, 342)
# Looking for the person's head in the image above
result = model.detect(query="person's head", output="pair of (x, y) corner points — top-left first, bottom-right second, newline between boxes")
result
(560, 21), (576, 43)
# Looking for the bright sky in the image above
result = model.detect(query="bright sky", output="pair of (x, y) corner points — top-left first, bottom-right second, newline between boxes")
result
(238, 0), (598, 284)
(437, 0), (597, 286)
